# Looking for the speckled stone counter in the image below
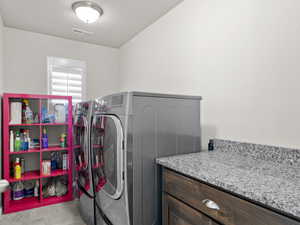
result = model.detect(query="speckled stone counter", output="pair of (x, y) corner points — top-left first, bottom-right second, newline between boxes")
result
(156, 139), (300, 219)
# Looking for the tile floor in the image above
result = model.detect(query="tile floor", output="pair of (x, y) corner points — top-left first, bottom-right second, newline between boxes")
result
(0, 200), (86, 225)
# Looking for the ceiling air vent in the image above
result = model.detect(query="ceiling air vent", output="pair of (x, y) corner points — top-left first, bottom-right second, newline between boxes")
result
(72, 27), (93, 35)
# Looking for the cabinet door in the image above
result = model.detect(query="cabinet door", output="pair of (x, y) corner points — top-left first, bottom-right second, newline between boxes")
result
(163, 193), (219, 225)
(163, 169), (300, 225)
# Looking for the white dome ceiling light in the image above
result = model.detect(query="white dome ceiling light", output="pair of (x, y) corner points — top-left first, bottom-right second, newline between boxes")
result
(72, 1), (104, 24)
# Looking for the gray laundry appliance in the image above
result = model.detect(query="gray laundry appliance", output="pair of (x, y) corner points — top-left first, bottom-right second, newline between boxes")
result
(73, 101), (95, 225)
(90, 92), (202, 225)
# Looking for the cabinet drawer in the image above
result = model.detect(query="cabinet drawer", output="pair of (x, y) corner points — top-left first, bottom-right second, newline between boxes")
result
(163, 169), (300, 225)
(163, 193), (220, 225)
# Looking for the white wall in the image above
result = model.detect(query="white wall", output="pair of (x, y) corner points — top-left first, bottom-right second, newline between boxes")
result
(120, 0), (300, 149)
(4, 28), (120, 99)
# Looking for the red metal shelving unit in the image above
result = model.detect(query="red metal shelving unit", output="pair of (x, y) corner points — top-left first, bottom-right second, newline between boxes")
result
(9, 149), (40, 155)
(2, 93), (73, 214)
(41, 146), (69, 152)
(9, 171), (41, 182)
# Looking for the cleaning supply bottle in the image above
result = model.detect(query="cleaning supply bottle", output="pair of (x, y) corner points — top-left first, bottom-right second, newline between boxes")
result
(20, 131), (25, 151)
(23, 99), (33, 124)
(41, 105), (48, 123)
(10, 130), (14, 152)
(51, 152), (58, 171)
(23, 131), (29, 150)
(22, 100), (26, 124)
(34, 180), (39, 197)
(62, 154), (68, 170)
(60, 133), (67, 148)
(14, 157), (22, 179)
(42, 128), (48, 149)
(14, 131), (21, 152)
(12, 181), (24, 200)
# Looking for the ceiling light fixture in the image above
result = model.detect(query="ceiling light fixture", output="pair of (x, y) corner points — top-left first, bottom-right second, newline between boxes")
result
(72, 1), (103, 24)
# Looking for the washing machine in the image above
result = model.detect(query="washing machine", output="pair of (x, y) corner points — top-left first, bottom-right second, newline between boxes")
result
(90, 92), (202, 225)
(74, 101), (95, 225)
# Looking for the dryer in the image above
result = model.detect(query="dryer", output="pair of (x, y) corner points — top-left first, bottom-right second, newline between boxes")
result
(90, 92), (202, 225)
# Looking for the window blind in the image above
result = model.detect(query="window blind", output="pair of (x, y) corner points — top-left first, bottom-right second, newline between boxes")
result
(48, 57), (86, 104)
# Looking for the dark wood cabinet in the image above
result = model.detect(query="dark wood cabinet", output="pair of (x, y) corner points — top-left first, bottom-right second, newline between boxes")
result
(162, 168), (300, 225)
(163, 192), (219, 225)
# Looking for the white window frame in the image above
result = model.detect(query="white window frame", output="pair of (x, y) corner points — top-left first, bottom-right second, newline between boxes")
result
(47, 57), (87, 104)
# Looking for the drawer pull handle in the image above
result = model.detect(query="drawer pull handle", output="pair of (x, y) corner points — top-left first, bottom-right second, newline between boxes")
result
(202, 199), (220, 211)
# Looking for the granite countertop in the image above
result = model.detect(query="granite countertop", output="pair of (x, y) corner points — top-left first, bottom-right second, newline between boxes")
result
(156, 139), (300, 220)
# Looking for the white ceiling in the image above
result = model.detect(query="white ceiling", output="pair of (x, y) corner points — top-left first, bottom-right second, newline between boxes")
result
(0, 0), (183, 48)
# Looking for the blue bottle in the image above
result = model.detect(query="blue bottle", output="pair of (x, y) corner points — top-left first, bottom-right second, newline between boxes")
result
(20, 131), (25, 151)
(42, 128), (48, 149)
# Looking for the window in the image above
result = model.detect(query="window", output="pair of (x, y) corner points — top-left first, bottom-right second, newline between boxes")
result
(47, 56), (86, 104)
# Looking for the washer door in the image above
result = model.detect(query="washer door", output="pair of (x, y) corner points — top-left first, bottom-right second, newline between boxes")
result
(91, 114), (124, 200)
